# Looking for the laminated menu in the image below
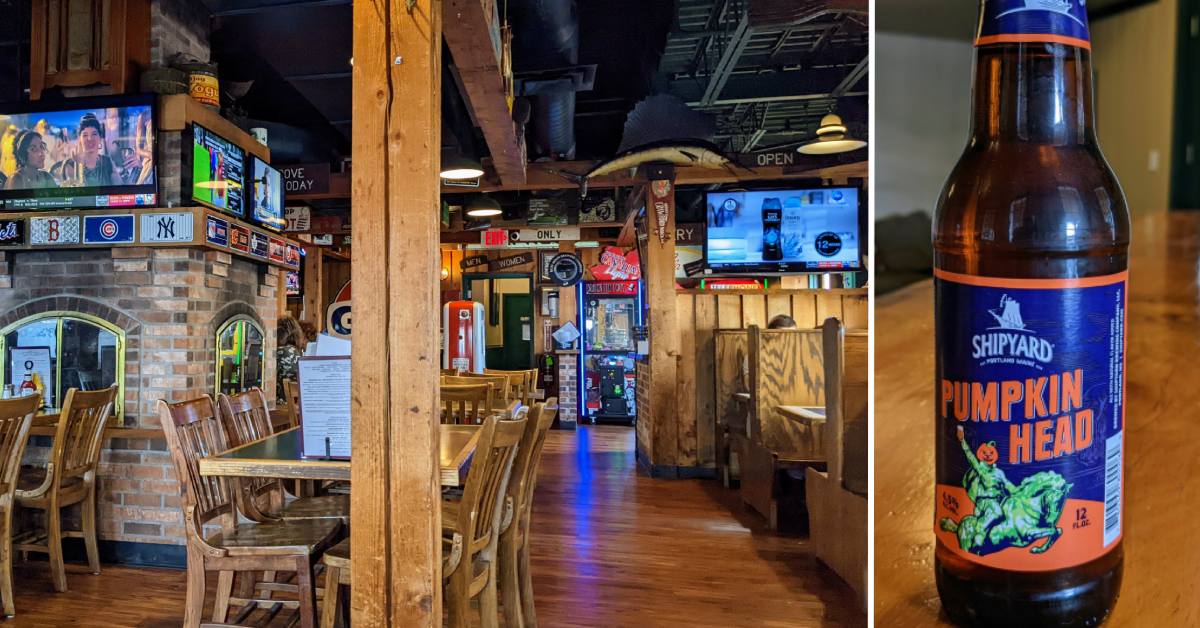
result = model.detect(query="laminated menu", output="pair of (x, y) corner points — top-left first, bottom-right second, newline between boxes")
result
(298, 356), (352, 459)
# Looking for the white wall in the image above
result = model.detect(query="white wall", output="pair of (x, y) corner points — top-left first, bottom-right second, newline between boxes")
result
(875, 32), (975, 219)
(1091, 0), (1178, 213)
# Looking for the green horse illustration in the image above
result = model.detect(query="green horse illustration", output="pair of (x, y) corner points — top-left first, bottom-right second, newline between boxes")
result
(940, 426), (1072, 556)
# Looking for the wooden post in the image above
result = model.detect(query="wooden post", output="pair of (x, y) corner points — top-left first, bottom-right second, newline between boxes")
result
(351, 0), (442, 625)
(302, 246), (323, 331)
(643, 176), (680, 469)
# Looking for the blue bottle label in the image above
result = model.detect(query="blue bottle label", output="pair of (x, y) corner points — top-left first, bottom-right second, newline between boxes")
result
(977, 0), (1091, 49)
(934, 269), (1125, 571)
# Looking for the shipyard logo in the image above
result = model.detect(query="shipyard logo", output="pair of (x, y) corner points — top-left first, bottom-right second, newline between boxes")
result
(971, 295), (1054, 366)
(997, 0), (1086, 26)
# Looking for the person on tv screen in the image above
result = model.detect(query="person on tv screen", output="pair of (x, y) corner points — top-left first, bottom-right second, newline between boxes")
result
(6, 130), (58, 190)
(260, 175), (273, 213)
(64, 112), (117, 187)
(710, 197), (740, 228)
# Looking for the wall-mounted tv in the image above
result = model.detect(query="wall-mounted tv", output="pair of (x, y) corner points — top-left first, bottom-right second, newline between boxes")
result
(187, 123), (245, 218)
(0, 94), (158, 210)
(704, 186), (861, 273)
(248, 155), (285, 232)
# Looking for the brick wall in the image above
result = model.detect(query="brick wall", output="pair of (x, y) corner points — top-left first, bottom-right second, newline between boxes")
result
(557, 353), (577, 428)
(0, 247), (279, 545)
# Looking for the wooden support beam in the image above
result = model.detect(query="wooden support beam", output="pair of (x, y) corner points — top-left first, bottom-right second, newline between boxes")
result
(443, 0), (527, 186)
(643, 179), (680, 467)
(444, 160), (868, 193)
(351, 0), (442, 625)
(302, 245), (324, 331)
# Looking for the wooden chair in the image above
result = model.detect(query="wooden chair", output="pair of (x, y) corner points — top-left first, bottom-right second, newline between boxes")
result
(497, 398), (558, 628)
(216, 389), (348, 523)
(158, 396), (341, 628)
(0, 395), (40, 617)
(15, 386), (117, 593)
(454, 372), (513, 403)
(282, 379), (302, 429)
(483, 368), (531, 406)
(320, 414), (527, 628)
(440, 382), (495, 425)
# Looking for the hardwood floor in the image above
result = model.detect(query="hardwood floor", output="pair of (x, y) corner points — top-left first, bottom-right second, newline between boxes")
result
(3, 426), (863, 627)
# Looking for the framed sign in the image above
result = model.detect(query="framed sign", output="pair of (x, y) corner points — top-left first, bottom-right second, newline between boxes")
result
(579, 192), (617, 223)
(281, 163), (331, 195)
(284, 206), (311, 232)
(545, 252), (584, 287)
(83, 215), (135, 244)
(298, 356), (352, 459)
(527, 197), (570, 226)
(206, 216), (230, 247)
(30, 216), (80, 245)
(0, 220), (25, 246)
(230, 224), (251, 252)
(141, 212), (194, 243)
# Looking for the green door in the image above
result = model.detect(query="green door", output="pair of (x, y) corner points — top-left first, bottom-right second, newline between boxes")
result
(497, 293), (533, 370)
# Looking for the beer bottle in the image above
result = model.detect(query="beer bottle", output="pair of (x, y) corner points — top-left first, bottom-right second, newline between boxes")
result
(932, 1), (1129, 625)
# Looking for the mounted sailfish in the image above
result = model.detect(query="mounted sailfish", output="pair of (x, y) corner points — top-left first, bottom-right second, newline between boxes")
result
(550, 94), (748, 196)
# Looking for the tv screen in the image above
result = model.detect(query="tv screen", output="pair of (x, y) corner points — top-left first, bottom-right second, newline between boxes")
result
(0, 94), (158, 210)
(248, 156), (285, 232)
(704, 187), (861, 273)
(189, 123), (245, 217)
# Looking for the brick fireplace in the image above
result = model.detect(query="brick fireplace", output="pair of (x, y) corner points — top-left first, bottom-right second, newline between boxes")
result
(2, 247), (279, 553)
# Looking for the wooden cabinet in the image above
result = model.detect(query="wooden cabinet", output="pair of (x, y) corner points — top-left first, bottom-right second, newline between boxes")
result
(29, 0), (150, 99)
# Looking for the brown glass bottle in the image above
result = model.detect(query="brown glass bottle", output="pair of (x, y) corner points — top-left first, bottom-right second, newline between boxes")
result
(932, 11), (1129, 628)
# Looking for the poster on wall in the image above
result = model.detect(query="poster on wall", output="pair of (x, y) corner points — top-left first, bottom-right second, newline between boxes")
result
(527, 197), (570, 226)
(579, 192), (618, 224)
(675, 222), (705, 278)
(9, 347), (53, 407)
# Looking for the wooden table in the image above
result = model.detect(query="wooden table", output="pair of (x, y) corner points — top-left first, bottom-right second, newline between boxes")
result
(875, 212), (1200, 626)
(198, 425), (482, 487)
(776, 405), (825, 424)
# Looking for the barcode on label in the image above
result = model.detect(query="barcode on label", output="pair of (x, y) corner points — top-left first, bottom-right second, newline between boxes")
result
(1103, 431), (1123, 547)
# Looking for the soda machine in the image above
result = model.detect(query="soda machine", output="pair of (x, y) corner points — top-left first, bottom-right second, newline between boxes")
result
(442, 300), (486, 373)
(578, 280), (643, 424)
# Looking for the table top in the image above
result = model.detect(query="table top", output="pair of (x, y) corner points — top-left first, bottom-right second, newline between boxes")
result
(875, 212), (1200, 626)
(198, 425), (482, 487)
(776, 405), (825, 424)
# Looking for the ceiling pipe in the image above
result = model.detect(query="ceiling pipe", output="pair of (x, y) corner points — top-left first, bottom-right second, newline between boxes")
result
(508, 0), (581, 161)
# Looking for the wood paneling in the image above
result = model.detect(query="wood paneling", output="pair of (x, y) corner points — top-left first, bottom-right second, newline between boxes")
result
(693, 296), (718, 465)
(675, 294), (699, 466)
(29, 0), (149, 99)
(0, 427), (865, 627)
(350, 0), (443, 625)
(747, 328), (824, 456)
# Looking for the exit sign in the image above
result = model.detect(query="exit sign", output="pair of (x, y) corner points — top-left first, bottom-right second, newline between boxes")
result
(481, 228), (509, 248)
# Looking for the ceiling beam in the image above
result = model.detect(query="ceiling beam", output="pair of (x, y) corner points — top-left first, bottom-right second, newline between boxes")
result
(699, 10), (754, 106)
(213, 0), (350, 17)
(832, 55), (868, 97)
(443, 158), (867, 193)
(679, 64), (853, 106)
(443, 0), (528, 186)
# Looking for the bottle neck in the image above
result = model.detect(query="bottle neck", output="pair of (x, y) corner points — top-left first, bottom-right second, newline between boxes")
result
(969, 44), (1097, 146)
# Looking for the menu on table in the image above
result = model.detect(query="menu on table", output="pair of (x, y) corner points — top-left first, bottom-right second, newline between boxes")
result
(298, 356), (352, 459)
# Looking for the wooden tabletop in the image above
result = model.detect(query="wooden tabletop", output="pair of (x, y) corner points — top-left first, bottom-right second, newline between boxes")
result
(198, 425), (482, 487)
(875, 212), (1200, 626)
(776, 405), (826, 424)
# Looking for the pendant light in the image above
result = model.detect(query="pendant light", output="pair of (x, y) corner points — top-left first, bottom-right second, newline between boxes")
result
(797, 113), (867, 155)
(466, 194), (503, 217)
(440, 153), (485, 180)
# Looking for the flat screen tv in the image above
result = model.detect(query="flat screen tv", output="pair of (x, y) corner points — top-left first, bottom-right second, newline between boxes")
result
(704, 186), (861, 273)
(247, 155), (285, 232)
(0, 94), (158, 210)
(187, 123), (245, 218)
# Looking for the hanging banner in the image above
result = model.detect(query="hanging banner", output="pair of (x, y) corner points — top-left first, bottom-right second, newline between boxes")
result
(649, 179), (673, 244)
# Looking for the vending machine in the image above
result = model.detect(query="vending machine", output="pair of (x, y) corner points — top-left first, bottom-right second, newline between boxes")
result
(578, 280), (643, 424)
(442, 300), (486, 373)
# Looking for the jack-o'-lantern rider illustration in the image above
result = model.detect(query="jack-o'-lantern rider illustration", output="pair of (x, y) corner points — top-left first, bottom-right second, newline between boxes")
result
(940, 426), (1072, 556)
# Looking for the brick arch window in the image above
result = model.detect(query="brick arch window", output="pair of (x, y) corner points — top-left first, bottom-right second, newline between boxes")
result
(215, 315), (265, 397)
(0, 312), (125, 418)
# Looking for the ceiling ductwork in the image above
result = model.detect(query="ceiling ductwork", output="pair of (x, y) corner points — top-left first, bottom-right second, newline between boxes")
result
(508, 0), (594, 161)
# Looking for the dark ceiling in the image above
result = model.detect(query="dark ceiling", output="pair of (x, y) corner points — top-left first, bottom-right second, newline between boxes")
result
(208, 0), (870, 167)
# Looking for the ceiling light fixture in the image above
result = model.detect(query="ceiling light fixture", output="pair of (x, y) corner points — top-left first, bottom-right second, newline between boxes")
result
(797, 113), (867, 155)
(465, 194), (503, 217)
(440, 153), (484, 180)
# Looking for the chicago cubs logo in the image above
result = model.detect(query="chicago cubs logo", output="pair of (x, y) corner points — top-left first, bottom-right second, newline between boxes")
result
(100, 219), (119, 239)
